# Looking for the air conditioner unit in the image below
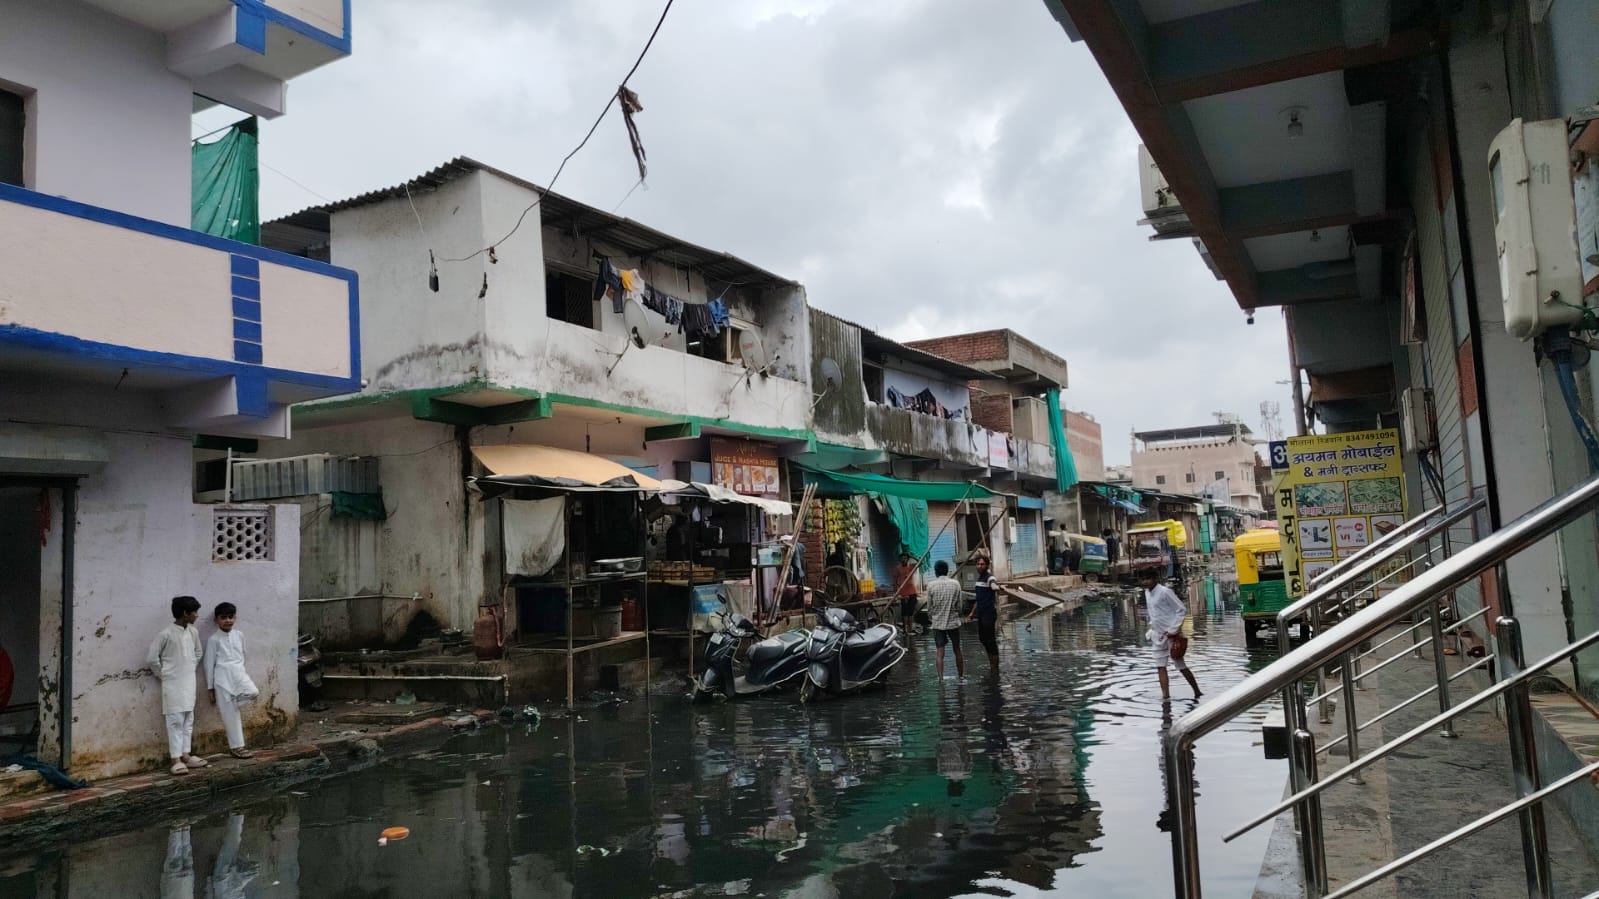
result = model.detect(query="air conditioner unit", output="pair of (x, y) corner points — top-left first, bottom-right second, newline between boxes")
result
(1400, 388), (1436, 453)
(1487, 118), (1586, 340)
(1137, 145), (1192, 238)
(1005, 516), (1018, 544)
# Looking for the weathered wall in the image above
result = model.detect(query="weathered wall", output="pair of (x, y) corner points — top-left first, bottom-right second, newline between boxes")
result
(0, 0), (192, 224)
(1131, 439), (1258, 496)
(0, 379), (301, 779)
(809, 309), (867, 439)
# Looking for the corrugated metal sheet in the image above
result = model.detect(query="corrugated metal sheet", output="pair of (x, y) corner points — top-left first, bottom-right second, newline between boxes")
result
(1011, 516), (1043, 575)
(1410, 119), (1481, 612)
(268, 157), (795, 288)
(810, 309), (866, 437)
(232, 454), (380, 501)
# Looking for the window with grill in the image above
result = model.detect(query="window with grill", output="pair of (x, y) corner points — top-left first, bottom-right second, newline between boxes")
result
(1215, 471), (1225, 481)
(1185, 472), (1195, 483)
(545, 268), (596, 329)
(1155, 475), (1166, 485)
(213, 508), (273, 561)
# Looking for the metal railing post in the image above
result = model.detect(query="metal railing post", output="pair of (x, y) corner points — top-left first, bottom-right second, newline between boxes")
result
(1167, 734), (1202, 898)
(1338, 652), (1364, 783)
(1496, 616), (1552, 899)
(1313, 603), (1331, 724)
(1294, 728), (1329, 897)
(1429, 600), (1457, 738)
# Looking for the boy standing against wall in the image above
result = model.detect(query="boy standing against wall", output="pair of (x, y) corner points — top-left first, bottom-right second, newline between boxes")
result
(147, 596), (209, 775)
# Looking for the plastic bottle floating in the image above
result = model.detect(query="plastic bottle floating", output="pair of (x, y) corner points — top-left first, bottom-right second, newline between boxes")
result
(378, 826), (411, 845)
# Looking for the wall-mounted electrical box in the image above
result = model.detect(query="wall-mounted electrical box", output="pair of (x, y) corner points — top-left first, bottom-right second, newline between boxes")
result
(1400, 387), (1436, 454)
(1005, 516), (1017, 544)
(1488, 118), (1586, 339)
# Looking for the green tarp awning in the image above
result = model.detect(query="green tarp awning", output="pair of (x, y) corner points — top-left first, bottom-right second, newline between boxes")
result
(877, 494), (929, 568)
(799, 467), (1002, 502)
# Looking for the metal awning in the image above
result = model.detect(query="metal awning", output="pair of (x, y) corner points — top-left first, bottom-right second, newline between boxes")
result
(471, 444), (662, 492)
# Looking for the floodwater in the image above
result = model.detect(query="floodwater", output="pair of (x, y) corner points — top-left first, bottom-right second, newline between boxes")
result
(0, 575), (1287, 898)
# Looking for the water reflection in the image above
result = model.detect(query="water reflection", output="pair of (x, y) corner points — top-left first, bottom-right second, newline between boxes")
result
(1, 575), (1284, 898)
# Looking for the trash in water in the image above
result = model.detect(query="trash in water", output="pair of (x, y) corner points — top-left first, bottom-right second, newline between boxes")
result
(378, 826), (410, 846)
(522, 705), (541, 721)
(576, 844), (614, 857)
(394, 692), (417, 706)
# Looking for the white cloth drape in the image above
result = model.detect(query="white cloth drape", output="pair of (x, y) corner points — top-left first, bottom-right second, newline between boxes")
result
(503, 497), (567, 577)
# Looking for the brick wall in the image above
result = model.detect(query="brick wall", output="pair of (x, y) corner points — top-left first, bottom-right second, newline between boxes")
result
(971, 392), (1013, 432)
(905, 330), (1008, 365)
(1065, 410), (1105, 482)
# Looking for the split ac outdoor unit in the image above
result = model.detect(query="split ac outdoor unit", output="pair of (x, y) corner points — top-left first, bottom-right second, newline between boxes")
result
(1137, 145), (1192, 238)
(1400, 388), (1436, 453)
(1005, 516), (1018, 544)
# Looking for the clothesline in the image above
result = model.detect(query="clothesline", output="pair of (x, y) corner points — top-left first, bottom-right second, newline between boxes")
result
(593, 255), (730, 341)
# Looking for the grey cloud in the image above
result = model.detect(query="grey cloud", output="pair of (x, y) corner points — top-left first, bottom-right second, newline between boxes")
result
(242, 0), (1294, 463)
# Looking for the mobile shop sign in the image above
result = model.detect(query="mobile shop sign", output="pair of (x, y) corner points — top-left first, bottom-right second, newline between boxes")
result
(1273, 429), (1406, 598)
(710, 437), (781, 498)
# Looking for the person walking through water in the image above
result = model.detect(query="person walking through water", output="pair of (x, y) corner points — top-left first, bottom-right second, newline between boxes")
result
(925, 561), (965, 678)
(1141, 570), (1201, 700)
(967, 556), (1001, 672)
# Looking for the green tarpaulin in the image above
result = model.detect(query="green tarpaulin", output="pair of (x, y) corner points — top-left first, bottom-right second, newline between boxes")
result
(877, 494), (929, 569)
(799, 467), (1001, 502)
(191, 118), (259, 244)
(1046, 387), (1079, 492)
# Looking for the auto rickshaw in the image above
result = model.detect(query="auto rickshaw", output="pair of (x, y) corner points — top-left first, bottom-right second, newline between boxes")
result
(1235, 527), (1287, 645)
(1127, 524), (1179, 585)
(1053, 531), (1109, 580)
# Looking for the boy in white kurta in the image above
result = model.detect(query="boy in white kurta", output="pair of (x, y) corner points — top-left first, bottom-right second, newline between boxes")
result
(147, 596), (209, 775)
(205, 602), (260, 758)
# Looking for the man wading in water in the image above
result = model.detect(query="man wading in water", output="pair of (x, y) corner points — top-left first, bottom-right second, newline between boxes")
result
(1141, 570), (1201, 700)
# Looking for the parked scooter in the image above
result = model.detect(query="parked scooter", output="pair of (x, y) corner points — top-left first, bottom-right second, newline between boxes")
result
(800, 607), (907, 702)
(691, 608), (810, 701)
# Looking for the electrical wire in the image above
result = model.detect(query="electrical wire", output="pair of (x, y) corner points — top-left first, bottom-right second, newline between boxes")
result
(438, 0), (676, 265)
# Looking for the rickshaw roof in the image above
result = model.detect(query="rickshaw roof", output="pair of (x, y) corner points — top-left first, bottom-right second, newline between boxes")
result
(1052, 531), (1106, 545)
(1234, 528), (1282, 551)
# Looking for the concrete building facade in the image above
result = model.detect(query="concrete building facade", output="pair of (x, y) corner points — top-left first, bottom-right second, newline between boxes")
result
(1130, 424), (1265, 511)
(0, 0), (356, 779)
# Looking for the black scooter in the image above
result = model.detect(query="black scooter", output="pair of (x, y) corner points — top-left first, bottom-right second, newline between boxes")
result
(799, 607), (906, 702)
(691, 610), (810, 701)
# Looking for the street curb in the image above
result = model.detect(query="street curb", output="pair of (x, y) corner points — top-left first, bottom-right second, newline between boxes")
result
(0, 709), (492, 857)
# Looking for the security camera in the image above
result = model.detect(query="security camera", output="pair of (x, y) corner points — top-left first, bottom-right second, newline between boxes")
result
(1245, 310), (1255, 325)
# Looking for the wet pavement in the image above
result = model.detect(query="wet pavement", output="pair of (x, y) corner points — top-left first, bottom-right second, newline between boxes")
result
(0, 575), (1287, 898)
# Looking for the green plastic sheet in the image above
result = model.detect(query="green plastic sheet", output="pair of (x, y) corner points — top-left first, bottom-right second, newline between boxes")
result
(799, 467), (1000, 502)
(1046, 387), (1079, 492)
(191, 118), (259, 244)
(877, 494), (930, 569)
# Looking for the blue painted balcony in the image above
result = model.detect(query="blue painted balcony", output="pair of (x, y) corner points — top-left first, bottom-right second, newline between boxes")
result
(0, 183), (360, 439)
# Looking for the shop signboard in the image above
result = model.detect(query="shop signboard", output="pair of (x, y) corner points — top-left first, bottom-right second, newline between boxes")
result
(1270, 428), (1406, 598)
(710, 437), (781, 498)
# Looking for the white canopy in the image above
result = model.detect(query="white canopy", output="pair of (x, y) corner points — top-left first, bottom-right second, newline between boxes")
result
(655, 479), (793, 517)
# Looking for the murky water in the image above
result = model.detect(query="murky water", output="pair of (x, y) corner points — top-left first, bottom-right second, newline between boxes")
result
(0, 576), (1286, 898)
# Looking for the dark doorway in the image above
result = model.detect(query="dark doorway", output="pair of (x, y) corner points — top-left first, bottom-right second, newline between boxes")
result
(0, 480), (72, 768)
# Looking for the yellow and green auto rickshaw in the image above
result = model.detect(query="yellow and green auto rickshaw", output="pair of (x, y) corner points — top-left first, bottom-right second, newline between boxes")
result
(1053, 532), (1109, 580)
(1235, 527), (1287, 645)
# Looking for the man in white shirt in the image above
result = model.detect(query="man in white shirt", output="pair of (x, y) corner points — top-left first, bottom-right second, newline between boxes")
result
(1141, 570), (1202, 700)
(924, 561), (966, 677)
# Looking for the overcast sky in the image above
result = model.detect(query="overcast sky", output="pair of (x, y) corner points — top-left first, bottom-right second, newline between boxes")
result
(209, 0), (1294, 466)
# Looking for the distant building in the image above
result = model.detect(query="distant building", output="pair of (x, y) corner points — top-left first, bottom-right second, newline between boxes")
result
(1130, 424), (1264, 511)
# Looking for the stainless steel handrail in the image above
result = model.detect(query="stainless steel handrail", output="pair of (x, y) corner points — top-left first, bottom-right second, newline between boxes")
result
(1166, 474), (1599, 898)
(1307, 501), (1445, 586)
(1274, 498), (1487, 652)
(1315, 655), (1493, 754)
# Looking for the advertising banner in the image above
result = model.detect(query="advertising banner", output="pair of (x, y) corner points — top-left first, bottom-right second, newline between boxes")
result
(710, 438), (781, 498)
(1269, 428), (1407, 598)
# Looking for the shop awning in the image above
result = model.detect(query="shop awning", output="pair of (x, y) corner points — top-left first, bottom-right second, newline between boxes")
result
(471, 444), (662, 491)
(656, 479), (794, 516)
(797, 466), (1001, 502)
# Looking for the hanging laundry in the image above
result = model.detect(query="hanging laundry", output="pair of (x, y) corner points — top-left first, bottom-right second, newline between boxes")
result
(620, 268), (648, 311)
(707, 297), (730, 331)
(682, 303), (718, 341)
(591, 258), (625, 313)
(644, 286), (682, 326)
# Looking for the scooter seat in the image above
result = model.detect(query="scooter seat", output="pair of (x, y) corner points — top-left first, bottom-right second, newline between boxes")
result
(844, 624), (896, 655)
(747, 630), (805, 666)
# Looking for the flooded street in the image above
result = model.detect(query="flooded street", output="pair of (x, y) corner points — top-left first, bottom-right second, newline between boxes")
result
(0, 576), (1285, 898)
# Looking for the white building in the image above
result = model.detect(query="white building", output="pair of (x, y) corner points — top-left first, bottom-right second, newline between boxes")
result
(253, 159), (812, 657)
(0, 0), (356, 779)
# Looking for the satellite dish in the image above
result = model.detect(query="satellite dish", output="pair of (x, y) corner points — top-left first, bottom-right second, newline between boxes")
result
(622, 298), (673, 350)
(738, 329), (769, 372)
(818, 356), (843, 387)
